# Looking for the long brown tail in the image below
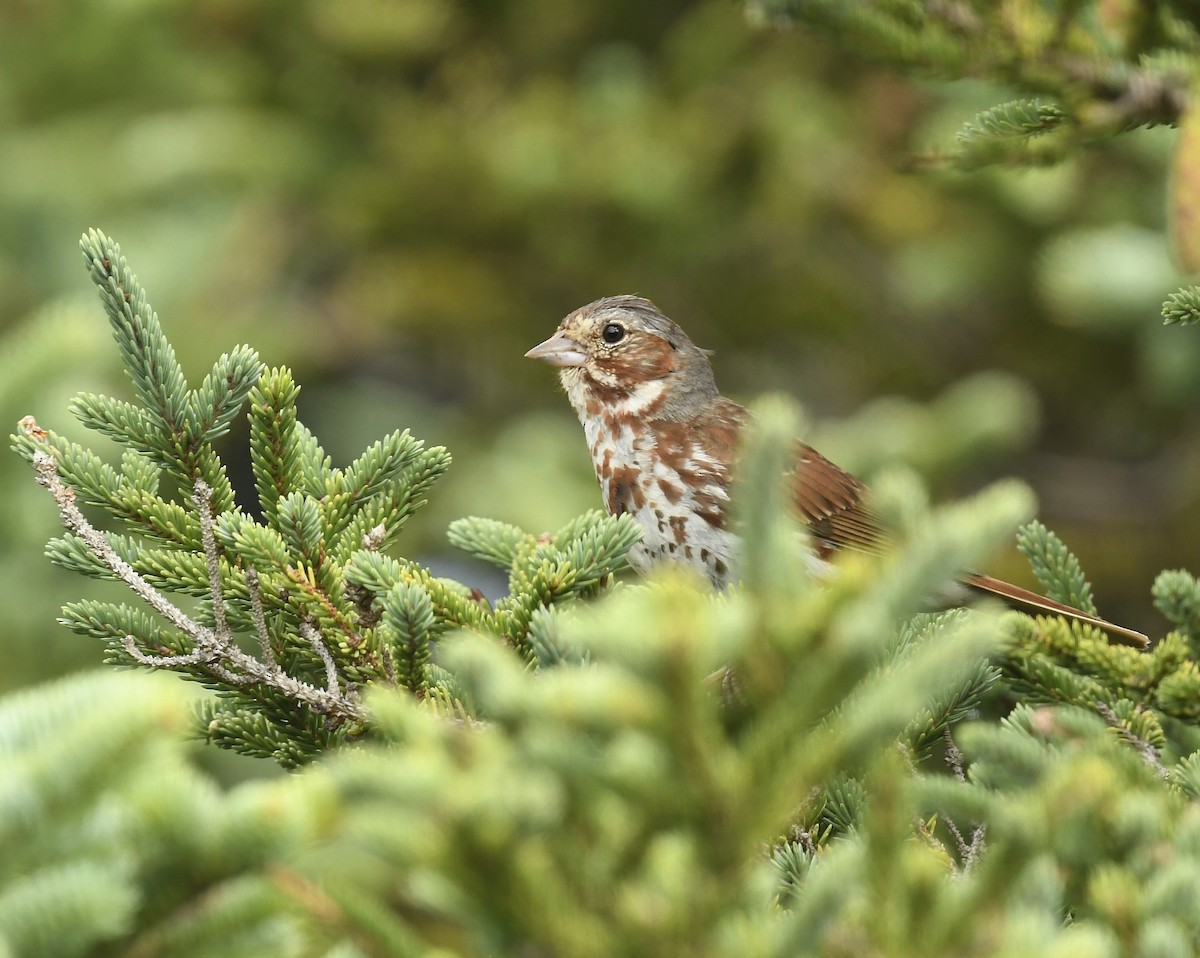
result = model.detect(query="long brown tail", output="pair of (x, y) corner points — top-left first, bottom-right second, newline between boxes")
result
(963, 572), (1148, 648)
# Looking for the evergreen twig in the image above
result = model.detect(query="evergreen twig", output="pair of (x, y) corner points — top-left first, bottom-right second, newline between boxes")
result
(244, 568), (276, 669)
(1095, 701), (1170, 780)
(301, 621), (343, 698)
(29, 442), (365, 726)
(943, 727), (966, 783)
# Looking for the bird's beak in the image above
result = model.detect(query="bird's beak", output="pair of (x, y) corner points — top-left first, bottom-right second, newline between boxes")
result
(525, 330), (588, 368)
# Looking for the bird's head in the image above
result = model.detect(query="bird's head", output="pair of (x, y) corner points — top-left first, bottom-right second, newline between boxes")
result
(525, 295), (717, 422)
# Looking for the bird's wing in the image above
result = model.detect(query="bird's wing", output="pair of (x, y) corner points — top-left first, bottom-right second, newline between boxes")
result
(790, 444), (889, 558)
(744, 420), (1147, 647)
(788, 444), (1149, 647)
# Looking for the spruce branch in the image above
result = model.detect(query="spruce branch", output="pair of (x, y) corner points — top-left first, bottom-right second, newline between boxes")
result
(193, 479), (228, 638)
(28, 444), (365, 726)
(761, 0), (1194, 174)
(300, 621), (343, 698)
(936, 727), (987, 872)
(943, 727), (966, 783)
(79, 229), (189, 440)
(244, 568), (277, 669)
(942, 816), (986, 873)
(1015, 520), (1098, 615)
(447, 517), (534, 569)
(1163, 286), (1200, 325)
(120, 636), (210, 669)
(1095, 701), (1171, 780)
(185, 344), (263, 445)
(958, 99), (1066, 140)
(69, 393), (159, 453)
(247, 366), (302, 528)
(942, 98), (1071, 169)
(1152, 570), (1200, 667)
(379, 581), (435, 694)
(15, 231), (648, 766)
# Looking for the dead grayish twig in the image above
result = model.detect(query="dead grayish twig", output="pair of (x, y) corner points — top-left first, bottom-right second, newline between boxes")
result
(944, 817), (987, 873)
(244, 567), (277, 669)
(944, 726), (967, 783)
(300, 620), (342, 698)
(915, 813), (987, 876)
(941, 728), (986, 871)
(1095, 701), (1170, 780)
(31, 450), (366, 726)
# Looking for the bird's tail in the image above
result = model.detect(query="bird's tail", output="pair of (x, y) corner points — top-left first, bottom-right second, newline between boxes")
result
(964, 572), (1148, 648)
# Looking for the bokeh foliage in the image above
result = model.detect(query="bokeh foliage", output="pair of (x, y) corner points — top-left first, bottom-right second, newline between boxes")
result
(11, 4), (1200, 951)
(3, 4), (1199, 693)
(10, 387), (1200, 956)
(12, 229), (643, 766)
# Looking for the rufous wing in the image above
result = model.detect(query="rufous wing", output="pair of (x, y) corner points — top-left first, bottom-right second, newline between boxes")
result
(790, 444), (888, 559)
(788, 445), (1148, 648)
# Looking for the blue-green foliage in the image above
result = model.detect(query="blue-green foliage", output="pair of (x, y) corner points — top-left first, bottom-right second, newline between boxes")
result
(0, 672), (315, 958)
(13, 229), (1200, 956)
(12, 231), (640, 765)
(1017, 519), (1098, 615)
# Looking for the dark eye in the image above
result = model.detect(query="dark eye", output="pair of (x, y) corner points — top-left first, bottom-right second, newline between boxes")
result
(601, 323), (625, 345)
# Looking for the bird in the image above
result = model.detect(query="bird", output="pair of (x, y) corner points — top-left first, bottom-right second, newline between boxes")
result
(525, 294), (1148, 648)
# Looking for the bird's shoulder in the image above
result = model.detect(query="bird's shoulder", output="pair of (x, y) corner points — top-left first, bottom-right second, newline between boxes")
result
(645, 397), (745, 470)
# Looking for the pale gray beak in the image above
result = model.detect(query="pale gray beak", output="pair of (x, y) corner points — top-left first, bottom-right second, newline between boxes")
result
(525, 330), (588, 368)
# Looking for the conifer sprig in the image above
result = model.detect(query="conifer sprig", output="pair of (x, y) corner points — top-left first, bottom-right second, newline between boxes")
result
(76, 230), (260, 511)
(950, 99), (1071, 169)
(26, 449), (366, 726)
(1162, 286), (1200, 326)
(79, 229), (190, 442)
(755, 0), (1193, 139)
(13, 230), (640, 764)
(1015, 519), (1098, 615)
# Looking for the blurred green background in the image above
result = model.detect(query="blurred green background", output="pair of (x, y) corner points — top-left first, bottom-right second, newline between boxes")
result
(2, 0), (1195, 693)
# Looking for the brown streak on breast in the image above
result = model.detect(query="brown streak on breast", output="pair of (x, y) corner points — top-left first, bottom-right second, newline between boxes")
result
(646, 405), (738, 530)
(669, 514), (688, 544)
(651, 422), (691, 470)
(606, 465), (645, 516)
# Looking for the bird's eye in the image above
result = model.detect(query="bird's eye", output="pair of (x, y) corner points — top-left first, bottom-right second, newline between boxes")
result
(601, 323), (626, 345)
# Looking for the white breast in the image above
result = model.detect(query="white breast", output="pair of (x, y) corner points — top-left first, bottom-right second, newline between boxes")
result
(582, 400), (737, 588)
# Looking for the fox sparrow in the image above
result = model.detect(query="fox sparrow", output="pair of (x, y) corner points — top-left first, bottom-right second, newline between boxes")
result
(526, 294), (1147, 647)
